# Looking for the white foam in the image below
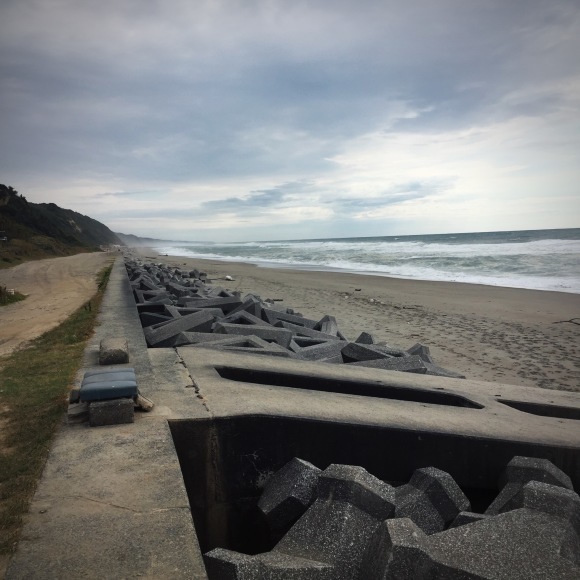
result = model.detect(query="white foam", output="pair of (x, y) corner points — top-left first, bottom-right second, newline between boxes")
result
(156, 237), (580, 294)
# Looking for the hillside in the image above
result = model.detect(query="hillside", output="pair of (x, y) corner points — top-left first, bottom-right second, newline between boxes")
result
(0, 184), (121, 267)
(115, 232), (210, 246)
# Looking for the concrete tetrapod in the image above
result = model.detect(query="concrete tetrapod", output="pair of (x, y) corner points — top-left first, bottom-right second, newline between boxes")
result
(394, 466), (471, 534)
(485, 455), (574, 516)
(362, 506), (580, 579)
(202, 456), (579, 579)
(204, 464), (396, 580)
(258, 458), (322, 533)
(125, 259), (467, 378)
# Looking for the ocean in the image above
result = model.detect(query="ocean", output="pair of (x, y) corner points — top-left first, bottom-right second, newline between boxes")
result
(156, 228), (580, 294)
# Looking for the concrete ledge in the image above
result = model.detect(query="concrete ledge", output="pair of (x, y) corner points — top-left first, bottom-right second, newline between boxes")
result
(6, 257), (207, 579)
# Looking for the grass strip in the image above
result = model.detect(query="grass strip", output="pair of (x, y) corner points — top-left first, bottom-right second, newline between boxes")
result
(0, 287), (26, 307)
(0, 263), (113, 555)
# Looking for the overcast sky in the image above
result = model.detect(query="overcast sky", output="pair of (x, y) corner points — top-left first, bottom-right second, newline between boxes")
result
(1, 0), (579, 242)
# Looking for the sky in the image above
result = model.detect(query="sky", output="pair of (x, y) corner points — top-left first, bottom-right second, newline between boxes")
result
(1, 0), (579, 242)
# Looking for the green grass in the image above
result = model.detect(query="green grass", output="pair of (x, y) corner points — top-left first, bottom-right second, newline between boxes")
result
(0, 263), (113, 555)
(0, 287), (26, 307)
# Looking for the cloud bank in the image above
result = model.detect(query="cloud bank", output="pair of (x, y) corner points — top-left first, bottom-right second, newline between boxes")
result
(1, 0), (579, 241)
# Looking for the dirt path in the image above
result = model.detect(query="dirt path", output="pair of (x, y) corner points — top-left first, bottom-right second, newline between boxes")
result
(0, 253), (114, 358)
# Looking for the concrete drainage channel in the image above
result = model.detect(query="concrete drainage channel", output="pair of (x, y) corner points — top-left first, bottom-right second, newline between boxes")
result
(126, 257), (580, 579)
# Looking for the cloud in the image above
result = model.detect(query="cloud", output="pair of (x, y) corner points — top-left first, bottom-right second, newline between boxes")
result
(0, 0), (578, 241)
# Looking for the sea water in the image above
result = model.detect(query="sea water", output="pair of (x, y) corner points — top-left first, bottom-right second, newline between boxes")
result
(157, 228), (580, 294)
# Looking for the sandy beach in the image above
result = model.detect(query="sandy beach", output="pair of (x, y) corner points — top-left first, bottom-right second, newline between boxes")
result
(133, 247), (580, 393)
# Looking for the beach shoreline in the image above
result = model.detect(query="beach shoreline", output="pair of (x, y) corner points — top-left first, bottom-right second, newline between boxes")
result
(130, 246), (580, 393)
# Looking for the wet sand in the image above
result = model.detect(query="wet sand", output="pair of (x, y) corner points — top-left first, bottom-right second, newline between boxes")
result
(132, 247), (580, 392)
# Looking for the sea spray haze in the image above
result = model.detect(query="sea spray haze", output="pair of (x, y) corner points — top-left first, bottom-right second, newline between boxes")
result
(157, 228), (580, 294)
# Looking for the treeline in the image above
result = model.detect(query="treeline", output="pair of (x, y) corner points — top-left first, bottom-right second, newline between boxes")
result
(0, 184), (121, 266)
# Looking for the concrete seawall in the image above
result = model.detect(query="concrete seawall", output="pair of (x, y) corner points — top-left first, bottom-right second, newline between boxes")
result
(6, 256), (580, 578)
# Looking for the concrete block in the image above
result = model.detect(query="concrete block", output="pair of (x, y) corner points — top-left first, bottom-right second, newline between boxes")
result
(276, 321), (342, 341)
(99, 338), (129, 365)
(189, 335), (294, 357)
(88, 398), (134, 427)
(222, 311), (265, 325)
(245, 293), (263, 302)
(448, 511), (491, 528)
(147, 294), (175, 305)
(172, 332), (232, 347)
(135, 289), (172, 303)
(169, 306), (224, 319)
(395, 467), (471, 534)
(165, 281), (195, 298)
(207, 287), (234, 298)
(261, 307), (318, 329)
(258, 458), (321, 532)
(227, 296), (263, 318)
(294, 340), (346, 362)
(214, 322), (294, 349)
(369, 343), (407, 357)
(507, 480), (580, 532)
(366, 507), (580, 579)
(216, 347), (294, 358)
(317, 464), (396, 519)
(499, 455), (574, 490)
(137, 278), (162, 292)
(163, 305), (189, 319)
(175, 295), (204, 307)
(429, 508), (580, 578)
(204, 549), (333, 580)
(355, 331), (375, 344)
(136, 295), (173, 306)
(255, 553), (334, 578)
(136, 302), (168, 315)
(204, 549), (260, 580)
(180, 296), (243, 313)
(342, 342), (407, 363)
(350, 354), (428, 373)
(406, 342), (435, 363)
(360, 518), (431, 580)
(128, 271), (146, 283)
(139, 312), (172, 327)
(143, 311), (216, 347)
(341, 342), (392, 363)
(288, 338), (329, 352)
(271, 464), (395, 578)
(315, 315), (338, 336)
(486, 456), (574, 516)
